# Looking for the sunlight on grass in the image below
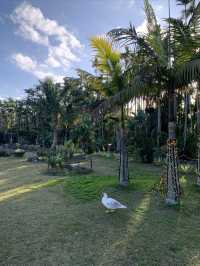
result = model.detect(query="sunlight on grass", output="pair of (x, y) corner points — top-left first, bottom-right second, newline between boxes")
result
(0, 178), (64, 202)
(99, 194), (151, 265)
(128, 193), (151, 225)
(15, 165), (30, 170)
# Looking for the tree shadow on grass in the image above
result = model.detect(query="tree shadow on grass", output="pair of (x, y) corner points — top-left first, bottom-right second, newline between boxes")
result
(96, 190), (200, 266)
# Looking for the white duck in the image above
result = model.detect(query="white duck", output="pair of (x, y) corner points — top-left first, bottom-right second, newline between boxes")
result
(101, 193), (127, 212)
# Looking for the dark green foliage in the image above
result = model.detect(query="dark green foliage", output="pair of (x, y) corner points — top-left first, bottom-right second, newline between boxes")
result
(47, 149), (64, 170)
(128, 110), (156, 163)
(71, 114), (95, 154)
(178, 132), (197, 158)
(139, 138), (154, 163)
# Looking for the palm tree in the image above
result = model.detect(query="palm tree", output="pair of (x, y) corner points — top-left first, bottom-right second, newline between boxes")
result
(169, 0), (200, 185)
(33, 78), (67, 149)
(90, 36), (129, 186)
(106, 0), (200, 204)
(197, 88), (200, 186)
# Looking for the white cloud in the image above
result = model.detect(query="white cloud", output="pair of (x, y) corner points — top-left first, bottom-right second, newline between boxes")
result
(12, 53), (38, 72)
(136, 20), (147, 34)
(12, 53), (64, 82)
(45, 56), (61, 68)
(11, 2), (83, 81)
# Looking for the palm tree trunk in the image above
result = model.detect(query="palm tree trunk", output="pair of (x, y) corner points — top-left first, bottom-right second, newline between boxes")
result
(157, 97), (161, 147)
(196, 90), (200, 186)
(51, 128), (58, 149)
(119, 105), (129, 187)
(116, 127), (120, 153)
(183, 92), (188, 153)
(166, 90), (181, 205)
(51, 114), (59, 149)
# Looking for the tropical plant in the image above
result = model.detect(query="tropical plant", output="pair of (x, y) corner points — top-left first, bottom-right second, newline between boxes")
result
(90, 36), (129, 186)
(106, 0), (200, 204)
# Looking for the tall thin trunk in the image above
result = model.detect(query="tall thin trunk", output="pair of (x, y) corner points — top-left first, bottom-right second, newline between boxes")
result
(157, 97), (161, 148)
(119, 105), (129, 187)
(101, 118), (104, 149)
(9, 133), (13, 145)
(51, 114), (59, 149)
(166, 90), (181, 205)
(197, 90), (200, 186)
(116, 127), (120, 153)
(51, 128), (58, 149)
(183, 92), (189, 152)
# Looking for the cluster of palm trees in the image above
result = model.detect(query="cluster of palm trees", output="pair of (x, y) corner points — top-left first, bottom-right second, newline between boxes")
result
(1, 0), (200, 206)
(0, 78), (98, 148)
(86, 0), (200, 204)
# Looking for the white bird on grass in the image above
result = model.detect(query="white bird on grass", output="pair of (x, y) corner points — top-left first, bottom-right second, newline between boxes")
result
(101, 193), (127, 213)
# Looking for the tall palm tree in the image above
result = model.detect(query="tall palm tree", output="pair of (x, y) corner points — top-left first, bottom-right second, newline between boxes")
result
(90, 36), (129, 186)
(106, 0), (200, 204)
(169, 0), (200, 185)
(36, 79), (66, 149)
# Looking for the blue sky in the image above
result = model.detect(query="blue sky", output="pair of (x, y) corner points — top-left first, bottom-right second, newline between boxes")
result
(0, 0), (181, 98)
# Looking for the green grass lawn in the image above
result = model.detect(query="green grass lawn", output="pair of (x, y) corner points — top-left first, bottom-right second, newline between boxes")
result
(0, 155), (200, 265)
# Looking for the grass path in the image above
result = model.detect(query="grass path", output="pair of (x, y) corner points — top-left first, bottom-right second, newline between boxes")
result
(0, 156), (200, 265)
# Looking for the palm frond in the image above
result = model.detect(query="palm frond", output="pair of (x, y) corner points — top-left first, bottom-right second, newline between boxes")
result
(108, 23), (158, 60)
(92, 73), (150, 119)
(188, 2), (200, 29)
(176, 57), (200, 86)
(144, 0), (158, 33)
(90, 36), (121, 77)
(176, 0), (194, 5)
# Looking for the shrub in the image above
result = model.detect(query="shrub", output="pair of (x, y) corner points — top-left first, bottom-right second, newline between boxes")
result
(63, 140), (75, 160)
(47, 150), (64, 170)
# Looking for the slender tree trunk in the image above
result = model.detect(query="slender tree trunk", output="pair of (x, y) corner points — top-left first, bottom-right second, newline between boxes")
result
(51, 114), (59, 149)
(183, 92), (188, 152)
(51, 128), (58, 149)
(157, 97), (161, 148)
(196, 90), (200, 186)
(9, 133), (13, 145)
(119, 105), (129, 187)
(101, 118), (104, 150)
(116, 127), (120, 153)
(166, 90), (181, 205)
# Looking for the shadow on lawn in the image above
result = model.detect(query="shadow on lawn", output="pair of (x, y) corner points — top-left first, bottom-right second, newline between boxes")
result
(96, 190), (200, 266)
(0, 156), (199, 265)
